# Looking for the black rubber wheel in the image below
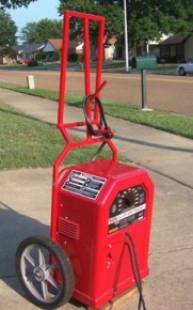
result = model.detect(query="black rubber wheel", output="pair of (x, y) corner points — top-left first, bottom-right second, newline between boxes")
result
(178, 67), (186, 76)
(15, 235), (74, 310)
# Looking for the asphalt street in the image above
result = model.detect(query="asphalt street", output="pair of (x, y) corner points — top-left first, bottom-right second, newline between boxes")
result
(0, 67), (193, 114)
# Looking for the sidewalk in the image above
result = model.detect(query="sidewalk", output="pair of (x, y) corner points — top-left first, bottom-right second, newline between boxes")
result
(1, 88), (192, 188)
(0, 88), (193, 310)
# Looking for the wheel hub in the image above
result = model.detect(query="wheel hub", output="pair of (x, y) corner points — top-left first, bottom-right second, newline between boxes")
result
(33, 266), (46, 282)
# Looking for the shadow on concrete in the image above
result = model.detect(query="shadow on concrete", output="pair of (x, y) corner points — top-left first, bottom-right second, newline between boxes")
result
(69, 127), (193, 154)
(113, 134), (193, 153)
(0, 201), (87, 309)
(0, 201), (49, 297)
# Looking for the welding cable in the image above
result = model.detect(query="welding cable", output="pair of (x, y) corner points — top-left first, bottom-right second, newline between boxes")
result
(125, 233), (146, 310)
(125, 232), (147, 310)
(82, 94), (113, 139)
(112, 238), (126, 296)
(92, 141), (106, 161)
(112, 234), (147, 310)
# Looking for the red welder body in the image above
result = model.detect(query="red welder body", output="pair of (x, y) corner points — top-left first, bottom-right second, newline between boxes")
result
(54, 159), (154, 308)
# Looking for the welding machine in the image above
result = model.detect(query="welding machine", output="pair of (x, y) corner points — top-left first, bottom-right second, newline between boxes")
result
(55, 157), (154, 309)
(15, 11), (154, 310)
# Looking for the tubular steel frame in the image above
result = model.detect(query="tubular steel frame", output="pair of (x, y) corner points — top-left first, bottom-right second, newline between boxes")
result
(51, 11), (118, 239)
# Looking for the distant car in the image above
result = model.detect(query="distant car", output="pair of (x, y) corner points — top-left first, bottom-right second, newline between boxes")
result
(177, 61), (193, 76)
(17, 58), (31, 64)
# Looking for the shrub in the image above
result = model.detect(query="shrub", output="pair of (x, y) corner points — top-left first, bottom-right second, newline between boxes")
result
(51, 51), (60, 61)
(35, 52), (46, 61)
(68, 52), (78, 62)
(28, 59), (38, 67)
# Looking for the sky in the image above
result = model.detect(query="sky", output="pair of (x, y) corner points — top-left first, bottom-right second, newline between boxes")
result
(8, 0), (60, 35)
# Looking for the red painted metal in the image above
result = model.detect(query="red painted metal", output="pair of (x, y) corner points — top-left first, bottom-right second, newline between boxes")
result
(50, 10), (154, 309)
(51, 11), (117, 241)
(55, 159), (154, 309)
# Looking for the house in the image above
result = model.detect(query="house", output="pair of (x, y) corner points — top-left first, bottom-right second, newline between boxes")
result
(42, 38), (84, 60)
(104, 34), (118, 60)
(126, 34), (170, 58)
(42, 39), (62, 60)
(43, 37), (118, 61)
(14, 43), (45, 61)
(115, 34), (170, 61)
(146, 34), (170, 56)
(158, 33), (193, 63)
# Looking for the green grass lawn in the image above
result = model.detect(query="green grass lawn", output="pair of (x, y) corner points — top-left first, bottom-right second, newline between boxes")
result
(0, 103), (112, 169)
(0, 103), (62, 169)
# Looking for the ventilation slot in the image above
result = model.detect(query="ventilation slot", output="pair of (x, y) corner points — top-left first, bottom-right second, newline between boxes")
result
(58, 217), (80, 240)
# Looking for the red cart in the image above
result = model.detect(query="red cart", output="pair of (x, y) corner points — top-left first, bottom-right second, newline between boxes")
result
(15, 11), (154, 310)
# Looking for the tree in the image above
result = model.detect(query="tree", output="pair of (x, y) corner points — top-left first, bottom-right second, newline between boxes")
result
(58, 0), (193, 46)
(57, 0), (193, 53)
(1, 0), (193, 42)
(4, 0), (192, 48)
(0, 0), (37, 9)
(19, 22), (37, 43)
(125, 0), (193, 44)
(20, 19), (63, 43)
(0, 45), (16, 58)
(0, 11), (17, 45)
(58, 0), (124, 43)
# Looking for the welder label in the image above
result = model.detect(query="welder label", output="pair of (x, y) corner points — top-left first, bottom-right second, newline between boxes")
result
(108, 204), (146, 233)
(62, 170), (106, 199)
(109, 204), (145, 225)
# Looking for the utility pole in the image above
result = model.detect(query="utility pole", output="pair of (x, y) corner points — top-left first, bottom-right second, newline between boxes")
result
(123, 0), (129, 72)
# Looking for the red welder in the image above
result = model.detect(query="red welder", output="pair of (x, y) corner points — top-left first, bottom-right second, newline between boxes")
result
(15, 11), (154, 310)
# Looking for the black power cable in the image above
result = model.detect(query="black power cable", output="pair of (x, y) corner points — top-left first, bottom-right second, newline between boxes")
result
(82, 94), (113, 139)
(125, 232), (147, 310)
(113, 232), (147, 310)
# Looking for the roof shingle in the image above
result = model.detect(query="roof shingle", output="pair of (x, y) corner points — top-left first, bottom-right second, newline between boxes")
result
(159, 33), (186, 45)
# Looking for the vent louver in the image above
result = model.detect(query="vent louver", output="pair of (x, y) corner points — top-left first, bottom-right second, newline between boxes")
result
(58, 217), (80, 240)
